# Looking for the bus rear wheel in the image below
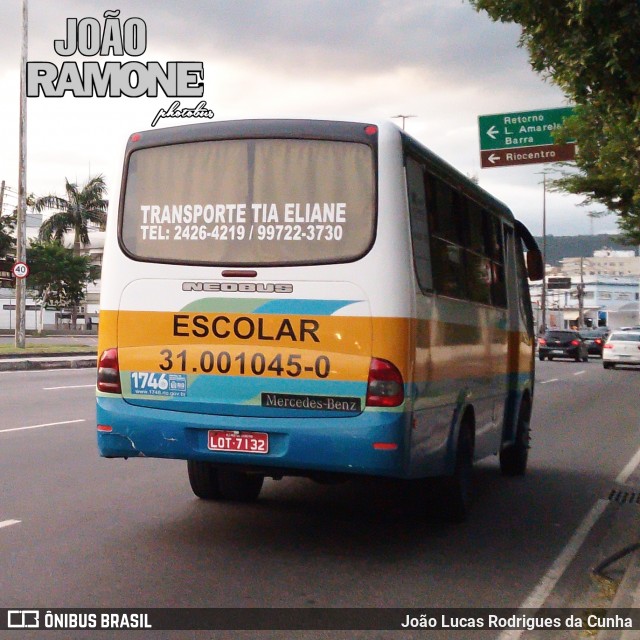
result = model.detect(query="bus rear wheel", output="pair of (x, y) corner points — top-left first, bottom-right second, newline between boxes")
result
(218, 469), (264, 502)
(188, 460), (222, 499)
(188, 462), (264, 501)
(500, 398), (531, 477)
(442, 419), (475, 523)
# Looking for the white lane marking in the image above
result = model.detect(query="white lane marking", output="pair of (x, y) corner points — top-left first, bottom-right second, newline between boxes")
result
(0, 419), (86, 434)
(43, 384), (95, 390)
(539, 378), (558, 384)
(0, 520), (21, 529)
(616, 444), (640, 484)
(497, 499), (609, 640)
(574, 370), (586, 376)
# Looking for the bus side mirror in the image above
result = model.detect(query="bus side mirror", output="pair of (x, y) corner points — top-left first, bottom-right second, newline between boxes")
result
(526, 249), (544, 281)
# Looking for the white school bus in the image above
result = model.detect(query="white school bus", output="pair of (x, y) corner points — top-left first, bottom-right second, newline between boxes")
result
(96, 119), (543, 520)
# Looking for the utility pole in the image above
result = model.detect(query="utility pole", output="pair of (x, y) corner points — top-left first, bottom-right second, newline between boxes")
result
(577, 256), (585, 328)
(15, 0), (28, 348)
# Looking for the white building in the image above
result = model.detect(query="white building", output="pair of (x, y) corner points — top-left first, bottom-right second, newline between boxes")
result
(530, 276), (640, 330)
(0, 288), (57, 331)
(530, 248), (640, 331)
(559, 249), (640, 278)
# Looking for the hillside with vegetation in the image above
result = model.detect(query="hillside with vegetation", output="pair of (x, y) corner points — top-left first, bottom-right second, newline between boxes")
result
(532, 234), (636, 266)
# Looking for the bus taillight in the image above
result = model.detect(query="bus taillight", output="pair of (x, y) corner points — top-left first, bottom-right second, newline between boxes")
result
(366, 358), (404, 407)
(97, 348), (122, 394)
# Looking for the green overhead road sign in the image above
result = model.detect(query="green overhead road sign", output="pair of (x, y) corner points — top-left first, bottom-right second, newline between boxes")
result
(479, 107), (575, 151)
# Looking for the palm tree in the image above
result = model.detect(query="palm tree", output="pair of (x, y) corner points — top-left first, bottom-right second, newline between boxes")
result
(33, 175), (108, 328)
(34, 175), (108, 256)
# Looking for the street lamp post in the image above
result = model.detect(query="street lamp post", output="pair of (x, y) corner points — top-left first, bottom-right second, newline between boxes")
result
(391, 115), (416, 130)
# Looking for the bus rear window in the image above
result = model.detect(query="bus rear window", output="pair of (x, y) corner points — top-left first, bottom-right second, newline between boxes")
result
(120, 138), (376, 265)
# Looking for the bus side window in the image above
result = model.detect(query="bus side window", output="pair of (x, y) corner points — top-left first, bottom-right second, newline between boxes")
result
(465, 252), (492, 305)
(516, 238), (534, 333)
(431, 177), (462, 245)
(465, 201), (485, 255)
(484, 213), (504, 262)
(427, 174), (466, 299)
(406, 156), (433, 292)
(487, 217), (507, 307)
(461, 201), (491, 305)
(431, 240), (467, 299)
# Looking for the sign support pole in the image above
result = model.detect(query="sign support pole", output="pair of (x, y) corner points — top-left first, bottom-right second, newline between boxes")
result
(541, 174), (547, 333)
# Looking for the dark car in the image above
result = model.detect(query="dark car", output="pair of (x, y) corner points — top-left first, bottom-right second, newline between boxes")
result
(580, 329), (608, 357)
(538, 330), (589, 362)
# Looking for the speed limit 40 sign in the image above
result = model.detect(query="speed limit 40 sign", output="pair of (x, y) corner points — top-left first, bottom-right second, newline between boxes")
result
(12, 262), (30, 279)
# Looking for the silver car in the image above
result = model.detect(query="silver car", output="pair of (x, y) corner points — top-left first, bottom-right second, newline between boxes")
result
(602, 331), (640, 369)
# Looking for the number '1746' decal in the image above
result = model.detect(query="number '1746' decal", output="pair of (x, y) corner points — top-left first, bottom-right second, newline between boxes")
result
(130, 372), (187, 396)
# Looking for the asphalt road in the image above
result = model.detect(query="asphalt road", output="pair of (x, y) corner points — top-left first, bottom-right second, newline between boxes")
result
(1, 359), (639, 639)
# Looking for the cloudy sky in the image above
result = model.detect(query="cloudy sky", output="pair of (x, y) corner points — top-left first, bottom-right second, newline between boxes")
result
(0, 0), (616, 236)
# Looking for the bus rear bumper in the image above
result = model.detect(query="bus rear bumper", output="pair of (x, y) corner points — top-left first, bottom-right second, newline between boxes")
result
(96, 396), (413, 478)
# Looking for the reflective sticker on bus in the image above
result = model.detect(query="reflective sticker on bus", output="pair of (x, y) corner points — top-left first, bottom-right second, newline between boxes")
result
(130, 372), (188, 397)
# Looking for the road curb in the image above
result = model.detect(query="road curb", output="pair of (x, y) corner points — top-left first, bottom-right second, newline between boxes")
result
(0, 350), (96, 360)
(596, 471), (640, 640)
(0, 355), (97, 371)
(596, 549), (640, 640)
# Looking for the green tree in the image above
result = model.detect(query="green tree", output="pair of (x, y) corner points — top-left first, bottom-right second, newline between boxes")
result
(1, 194), (36, 261)
(34, 175), (108, 255)
(0, 211), (16, 260)
(33, 175), (107, 328)
(468, 0), (640, 242)
(27, 240), (95, 331)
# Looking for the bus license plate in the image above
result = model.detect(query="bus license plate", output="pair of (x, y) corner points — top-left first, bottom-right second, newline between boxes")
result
(208, 430), (269, 454)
